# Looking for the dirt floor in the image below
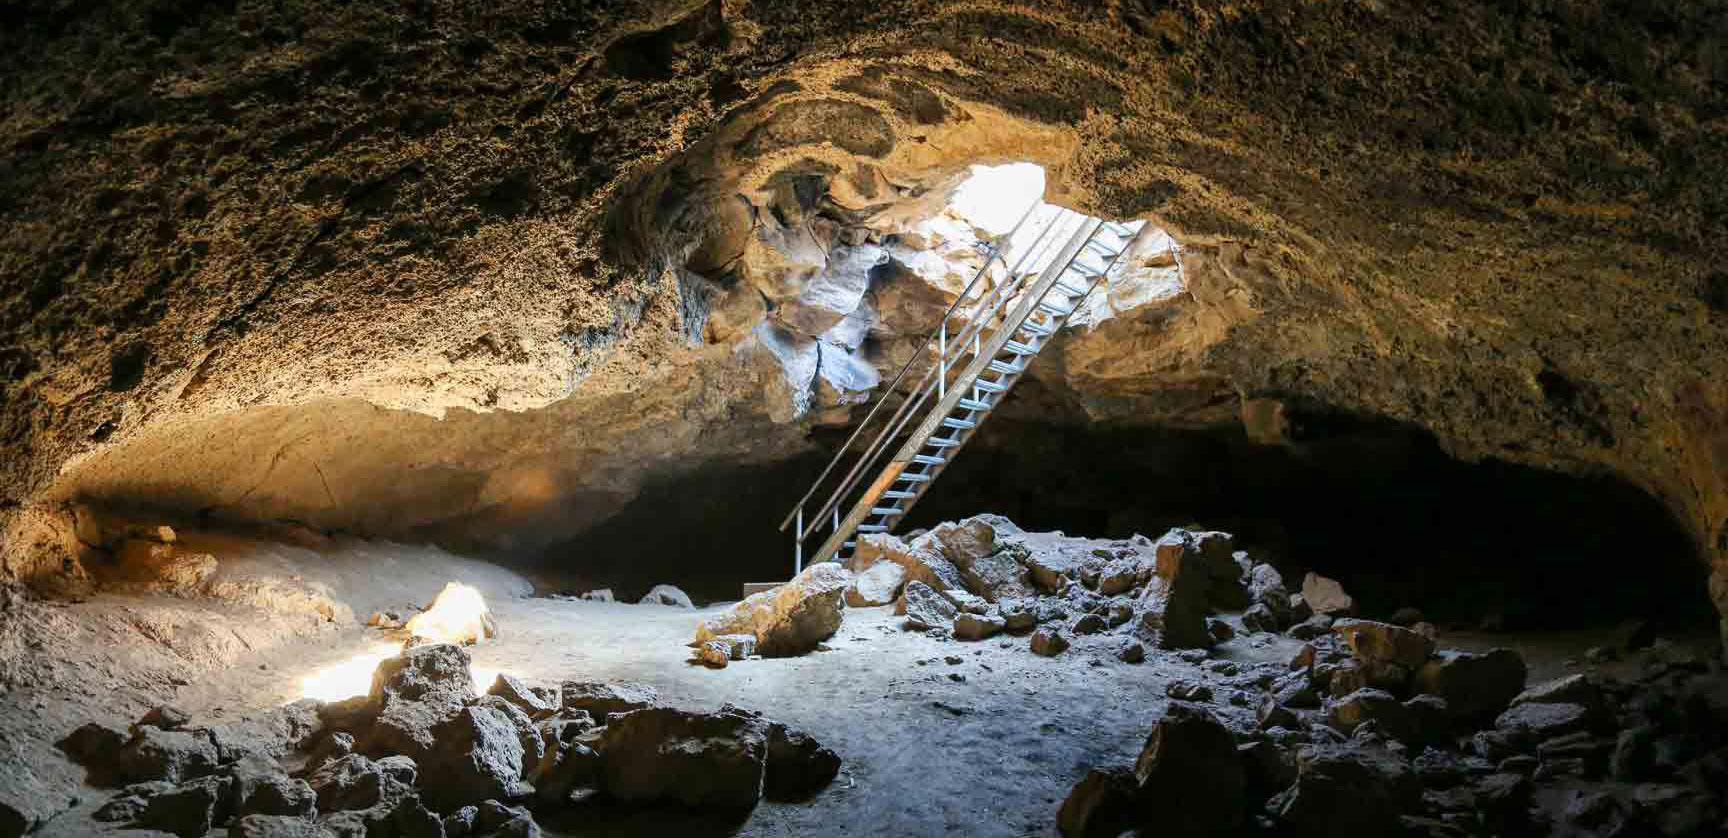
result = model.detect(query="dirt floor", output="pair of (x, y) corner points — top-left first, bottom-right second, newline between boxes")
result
(7, 536), (1715, 837)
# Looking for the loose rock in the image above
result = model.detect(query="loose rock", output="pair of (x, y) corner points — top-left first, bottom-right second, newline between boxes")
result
(693, 562), (850, 656)
(637, 584), (694, 608)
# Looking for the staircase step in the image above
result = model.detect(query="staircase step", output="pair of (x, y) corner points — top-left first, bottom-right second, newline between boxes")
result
(882, 490), (918, 499)
(842, 541), (855, 549)
(1018, 320), (1055, 338)
(1084, 238), (1123, 257)
(1054, 279), (1088, 296)
(941, 417), (976, 430)
(896, 473), (932, 482)
(957, 398), (993, 412)
(1035, 300), (1074, 317)
(857, 524), (889, 533)
(870, 507), (902, 516)
(973, 378), (1009, 393)
(1003, 340), (1039, 356)
(1071, 260), (1109, 280)
(1104, 221), (1141, 238)
(912, 454), (946, 466)
(926, 437), (962, 449)
(988, 359), (1025, 376)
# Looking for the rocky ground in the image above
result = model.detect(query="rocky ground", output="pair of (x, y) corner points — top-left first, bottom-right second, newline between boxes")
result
(6, 514), (1723, 836)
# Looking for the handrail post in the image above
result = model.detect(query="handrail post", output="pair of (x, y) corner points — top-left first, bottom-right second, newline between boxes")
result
(938, 322), (947, 399)
(795, 507), (804, 576)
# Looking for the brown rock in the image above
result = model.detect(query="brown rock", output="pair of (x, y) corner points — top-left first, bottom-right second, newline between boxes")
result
(600, 707), (770, 809)
(1412, 648), (1527, 725)
(693, 562), (850, 656)
(1301, 572), (1356, 616)
(1332, 619), (1435, 669)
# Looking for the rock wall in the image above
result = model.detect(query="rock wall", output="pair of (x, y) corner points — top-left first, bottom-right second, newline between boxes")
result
(3, 1), (1725, 638)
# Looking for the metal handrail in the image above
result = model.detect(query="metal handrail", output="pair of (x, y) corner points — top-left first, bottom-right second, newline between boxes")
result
(776, 198), (1054, 534)
(790, 206), (1083, 543)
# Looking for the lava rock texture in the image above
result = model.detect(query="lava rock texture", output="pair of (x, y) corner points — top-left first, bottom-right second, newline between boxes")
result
(1, 1), (1725, 642)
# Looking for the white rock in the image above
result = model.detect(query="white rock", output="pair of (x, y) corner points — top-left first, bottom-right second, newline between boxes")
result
(638, 585), (694, 608)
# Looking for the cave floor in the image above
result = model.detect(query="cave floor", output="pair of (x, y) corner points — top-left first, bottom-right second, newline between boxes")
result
(18, 540), (1699, 837)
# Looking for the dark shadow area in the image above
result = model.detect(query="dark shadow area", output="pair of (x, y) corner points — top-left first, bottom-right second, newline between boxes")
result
(898, 410), (1714, 632)
(531, 452), (833, 604)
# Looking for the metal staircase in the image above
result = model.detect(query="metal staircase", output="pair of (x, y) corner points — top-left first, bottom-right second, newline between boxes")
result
(778, 200), (1146, 572)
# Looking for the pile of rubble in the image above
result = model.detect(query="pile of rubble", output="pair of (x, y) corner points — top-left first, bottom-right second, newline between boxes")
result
(1061, 625), (1727, 837)
(841, 513), (1301, 656)
(58, 644), (838, 837)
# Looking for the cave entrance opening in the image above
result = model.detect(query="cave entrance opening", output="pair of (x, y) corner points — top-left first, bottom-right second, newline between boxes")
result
(770, 164), (1162, 579)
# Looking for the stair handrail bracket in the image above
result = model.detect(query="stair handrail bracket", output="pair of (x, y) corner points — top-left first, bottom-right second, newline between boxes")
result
(779, 200), (1147, 573)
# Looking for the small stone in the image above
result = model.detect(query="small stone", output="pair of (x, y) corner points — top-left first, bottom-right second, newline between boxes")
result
(1207, 618), (1235, 643)
(580, 589), (615, 602)
(1166, 680), (1213, 702)
(1117, 640), (1145, 663)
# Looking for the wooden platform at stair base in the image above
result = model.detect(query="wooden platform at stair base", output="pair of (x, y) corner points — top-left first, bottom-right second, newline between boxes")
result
(742, 582), (782, 598)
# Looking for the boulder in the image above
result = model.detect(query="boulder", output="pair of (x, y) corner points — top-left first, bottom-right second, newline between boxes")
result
(1116, 639), (1147, 663)
(94, 782), (172, 823)
(999, 599), (1037, 632)
(918, 516), (1001, 565)
(637, 584), (694, 608)
(1241, 603), (1281, 634)
(141, 775), (231, 837)
(1509, 673), (1604, 715)
(1328, 688), (1414, 743)
(764, 723), (841, 801)
(1131, 701), (1246, 836)
(1494, 702), (1592, 743)
(301, 733), (355, 777)
(1246, 563), (1290, 607)
(954, 549), (1033, 603)
(487, 674), (557, 720)
(1095, 554), (1148, 597)
(1269, 745), (1415, 837)
(1328, 658), (1412, 698)
(410, 703), (532, 808)
(534, 739), (602, 806)
(1031, 628), (1071, 657)
(1301, 572), (1356, 616)
(1073, 613), (1108, 636)
(953, 610), (1006, 641)
(1331, 619), (1435, 669)
(559, 681), (658, 723)
(844, 559), (906, 607)
(59, 721), (129, 769)
(901, 580), (958, 631)
(693, 562), (850, 656)
(307, 754), (415, 813)
(854, 533), (966, 593)
(115, 727), (221, 784)
(1133, 536), (1211, 649)
(228, 756), (316, 818)
(1401, 695), (1452, 747)
(1411, 649), (1527, 725)
(370, 643), (476, 706)
(942, 588), (991, 614)
(230, 814), (331, 837)
(600, 707), (770, 809)
(1056, 767), (1139, 838)
(1258, 696), (1301, 731)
